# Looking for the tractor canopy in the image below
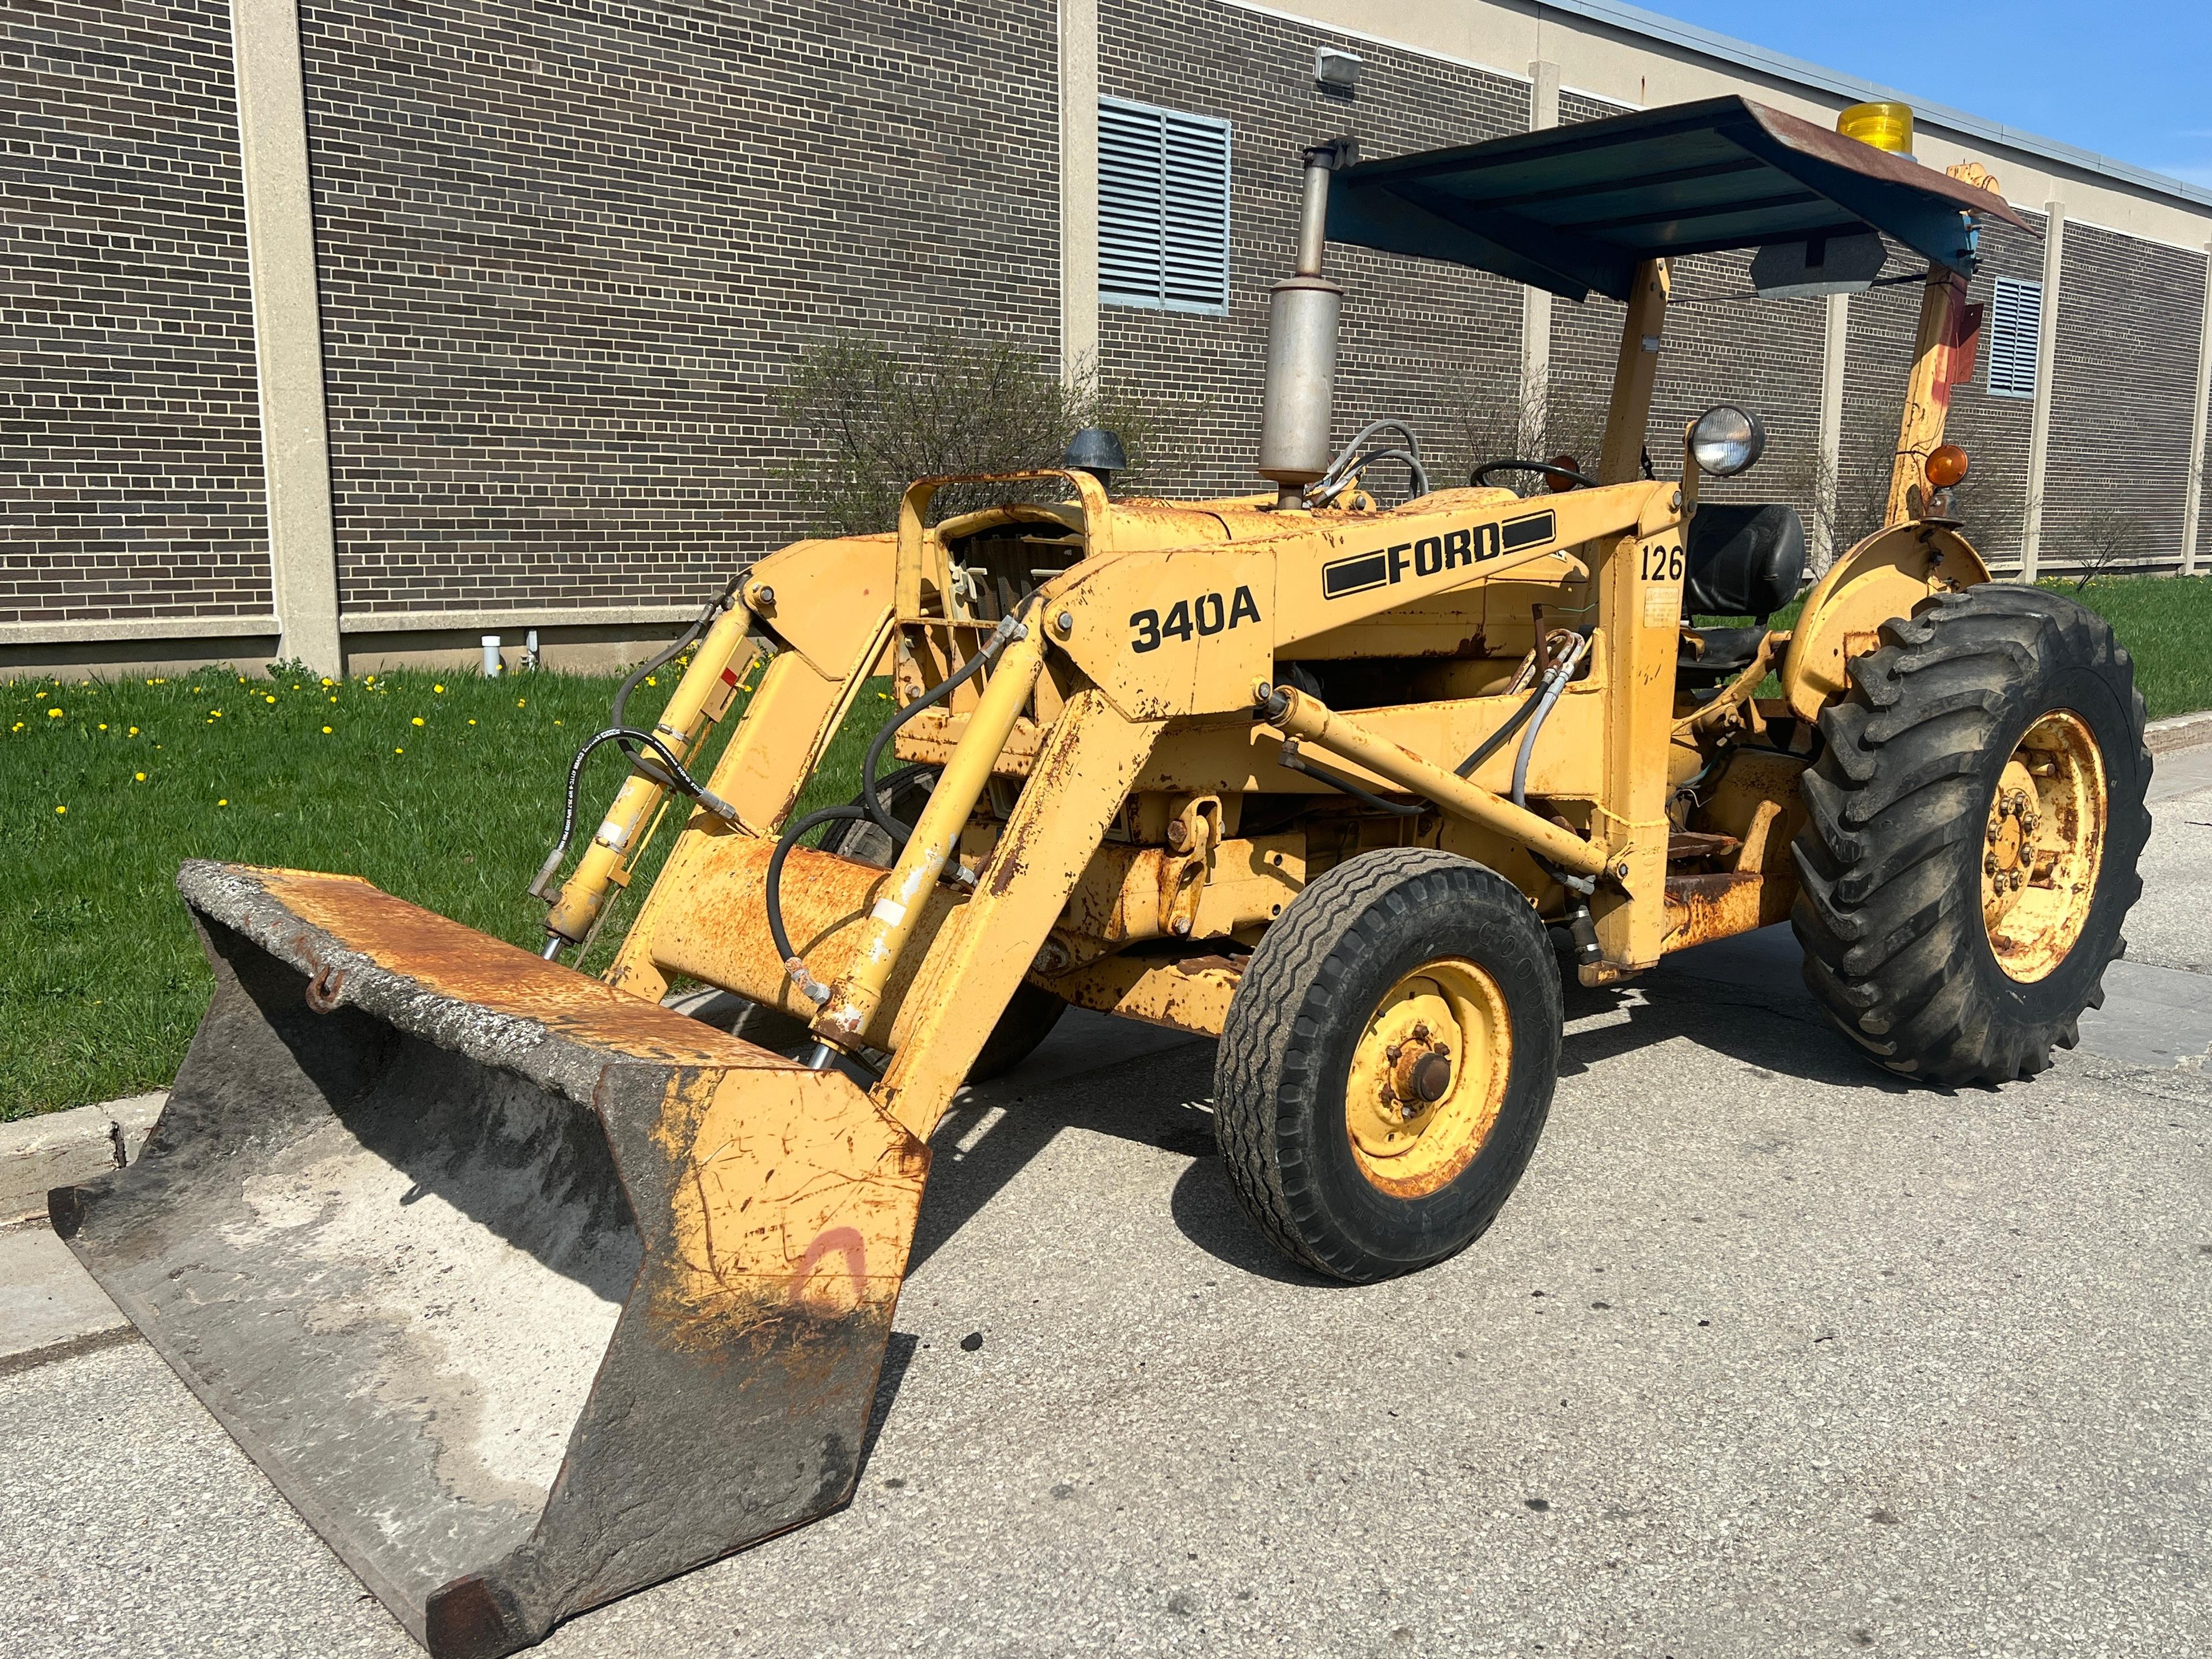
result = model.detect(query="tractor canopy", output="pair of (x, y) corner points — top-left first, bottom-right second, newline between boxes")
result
(1327, 94), (2033, 301)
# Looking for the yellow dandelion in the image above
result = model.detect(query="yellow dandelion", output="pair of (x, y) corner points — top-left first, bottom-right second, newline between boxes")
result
(320, 677), (333, 687)
(517, 698), (527, 707)
(55, 804), (66, 815)
(329, 695), (338, 703)
(411, 716), (425, 728)
(48, 707), (63, 718)
(321, 725), (332, 734)
(433, 683), (445, 694)
(135, 771), (146, 782)
(217, 798), (228, 806)
(394, 747), (405, 755)
(264, 694), (276, 704)
(467, 718), (477, 726)
(128, 726), (138, 736)
(99, 723), (108, 730)
(645, 676), (658, 687)
(211, 710), (223, 718)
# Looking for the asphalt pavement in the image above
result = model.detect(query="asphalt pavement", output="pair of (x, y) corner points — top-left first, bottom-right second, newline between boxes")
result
(5, 756), (2208, 1659)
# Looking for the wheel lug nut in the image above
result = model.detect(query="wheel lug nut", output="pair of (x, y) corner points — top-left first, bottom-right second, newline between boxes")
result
(1385, 1043), (1402, 1062)
(1411, 1022), (1430, 1041)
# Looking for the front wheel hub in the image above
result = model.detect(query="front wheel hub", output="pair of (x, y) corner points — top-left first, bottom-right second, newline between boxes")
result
(1346, 959), (1512, 1196)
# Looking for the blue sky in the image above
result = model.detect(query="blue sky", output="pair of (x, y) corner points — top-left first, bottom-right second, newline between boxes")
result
(1649, 2), (2212, 188)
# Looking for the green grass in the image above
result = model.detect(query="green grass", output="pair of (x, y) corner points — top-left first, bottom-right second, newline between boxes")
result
(7, 571), (2210, 1119)
(1, 662), (890, 1119)
(2047, 575), (2212, 721)
(1696, 574), (2212, 719)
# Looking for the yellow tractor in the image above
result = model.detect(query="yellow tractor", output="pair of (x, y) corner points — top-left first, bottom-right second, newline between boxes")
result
(53, 96), (2147, 1658)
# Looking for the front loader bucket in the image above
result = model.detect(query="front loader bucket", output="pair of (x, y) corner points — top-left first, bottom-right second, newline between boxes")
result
(50, 862), (928, 1659)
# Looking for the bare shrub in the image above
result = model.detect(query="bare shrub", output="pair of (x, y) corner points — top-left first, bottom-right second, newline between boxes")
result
(1445, 378), (1611, 496)
(2065, 509), (2154, 590)
(777, 334), (1168, 535)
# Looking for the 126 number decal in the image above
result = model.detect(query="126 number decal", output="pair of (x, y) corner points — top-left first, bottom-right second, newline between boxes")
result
(1639, 544), (1685, 581)
(1130, 586), (1263, 652)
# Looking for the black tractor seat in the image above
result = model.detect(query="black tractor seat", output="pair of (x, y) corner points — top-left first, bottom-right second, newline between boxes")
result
(1684, 502), (1805, 618)
(1677, 501), (1805, 688)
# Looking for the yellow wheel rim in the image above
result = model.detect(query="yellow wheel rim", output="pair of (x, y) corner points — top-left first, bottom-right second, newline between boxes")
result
(1344, 959), (1513, 1198)
(1982, 709), (2107, 983)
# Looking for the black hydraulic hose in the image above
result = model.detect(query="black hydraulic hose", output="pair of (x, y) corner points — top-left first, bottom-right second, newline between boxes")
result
(1454, 688), (1542, 778)
(1511, 636), (1597, 897)
(771, 605), (1035, 1003)
(764, 804), (873, 1004)
(1512, 637), (1588, 809)
(858, 607), (1032, 847)
(531, 726), (742, 902)
(1276, 741), (1425, 817)
(609, 573), (743, 737)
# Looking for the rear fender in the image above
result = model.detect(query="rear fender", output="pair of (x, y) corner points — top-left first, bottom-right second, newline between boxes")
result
(1779, 521), (1988, 723)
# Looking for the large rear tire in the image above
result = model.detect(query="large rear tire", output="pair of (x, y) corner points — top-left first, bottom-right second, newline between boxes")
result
(1214, 849), (1561, 1282)
(1791, 585), (2149, 1085)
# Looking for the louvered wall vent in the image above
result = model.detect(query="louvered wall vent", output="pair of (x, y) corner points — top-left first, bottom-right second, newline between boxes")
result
(1100, 97), (1232, 314)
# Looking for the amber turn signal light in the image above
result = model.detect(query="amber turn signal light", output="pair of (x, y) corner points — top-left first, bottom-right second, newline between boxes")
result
(1925, 444), (1969, 488)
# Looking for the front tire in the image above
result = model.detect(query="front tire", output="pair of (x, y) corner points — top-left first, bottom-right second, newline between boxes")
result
(1791, 585), (2149, 1085)
(1214, 849), (1562, 1282)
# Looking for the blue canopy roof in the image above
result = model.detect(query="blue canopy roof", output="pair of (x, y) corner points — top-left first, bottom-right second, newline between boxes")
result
(1327, 96), (2033, 302)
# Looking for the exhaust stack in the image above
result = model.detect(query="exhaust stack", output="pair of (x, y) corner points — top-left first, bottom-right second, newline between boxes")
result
(1259, 139), (1357, 509)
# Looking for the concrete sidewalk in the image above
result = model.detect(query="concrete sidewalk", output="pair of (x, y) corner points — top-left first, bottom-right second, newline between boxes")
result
(3, 719), (2209, 1658)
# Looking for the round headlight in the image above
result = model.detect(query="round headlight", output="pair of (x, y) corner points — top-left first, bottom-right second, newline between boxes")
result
(1691, 405), (1766, 477)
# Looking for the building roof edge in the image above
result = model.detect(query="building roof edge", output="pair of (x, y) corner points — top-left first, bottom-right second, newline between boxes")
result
(1535, 0), (2212, 218)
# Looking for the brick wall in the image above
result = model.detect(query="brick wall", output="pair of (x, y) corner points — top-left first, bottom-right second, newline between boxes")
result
(1097, 0), (1528, 501)
(2044, 221), (2206, 571)
(6, 3), (2211, 640)
(1938, 209), (2044, 567)
(1547, 92), (1826, 537)
(0, 0), (268, 626)
(296, 0), (1060, 616)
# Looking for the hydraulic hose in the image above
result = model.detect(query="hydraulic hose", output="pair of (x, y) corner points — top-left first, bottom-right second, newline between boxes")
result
(858, 608), (1032, 847)
(768, 605), (1035, 1005)
(531, 726), (747, 904)
(1510, 634), (1596, 897)
(1276, 739), (1425, 816)
(1455, 688), (1541, 779)
(764, 804), (873, 1004)
(609, 573), (743, 738)
(1512, 634), (1588, 809)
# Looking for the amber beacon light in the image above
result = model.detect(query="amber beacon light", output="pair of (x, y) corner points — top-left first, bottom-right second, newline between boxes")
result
(1925, 444), (1970, 488)
(1838, 100), (1915, 154)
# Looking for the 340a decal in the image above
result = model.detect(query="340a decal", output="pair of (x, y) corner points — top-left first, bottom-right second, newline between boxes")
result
(1129, 586), (1263, 653)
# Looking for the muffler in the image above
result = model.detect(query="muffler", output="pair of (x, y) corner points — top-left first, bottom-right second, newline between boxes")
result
(51, 861), (929, 1658)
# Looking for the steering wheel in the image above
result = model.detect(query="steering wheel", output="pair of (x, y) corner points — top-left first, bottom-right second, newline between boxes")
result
(1468, 458), (1599, 491)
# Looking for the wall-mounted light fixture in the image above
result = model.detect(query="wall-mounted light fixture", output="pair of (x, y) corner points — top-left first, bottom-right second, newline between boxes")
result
(1315, 47), (1362, 96)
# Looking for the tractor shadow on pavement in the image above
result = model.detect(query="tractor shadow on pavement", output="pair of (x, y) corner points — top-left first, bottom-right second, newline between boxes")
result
(906, 927), (1910, 1296)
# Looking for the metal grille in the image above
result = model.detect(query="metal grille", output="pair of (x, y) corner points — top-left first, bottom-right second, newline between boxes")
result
(1099, 97), (1230, 313)
(1987, 276), (2042, 400)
